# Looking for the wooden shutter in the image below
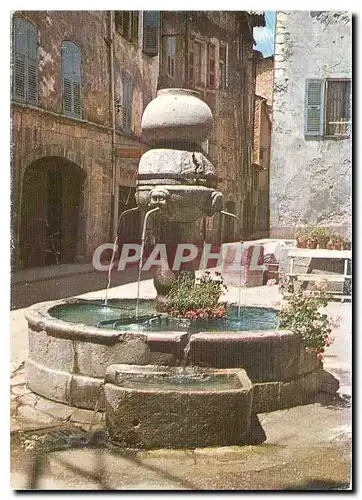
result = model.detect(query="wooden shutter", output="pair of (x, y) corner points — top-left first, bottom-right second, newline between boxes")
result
(13, 19), (27, 101)
(122, 78), (133, 134)
(13, 19), (38, 103)
(132, 12), (139, 43)
(143, 11), (159, 56)
(26, 23), (38, 103)
(305, 79), (324, 136)
(188, 39), (194, 82)
(61, 41), (81, 117)
(208, 43), (215, 88)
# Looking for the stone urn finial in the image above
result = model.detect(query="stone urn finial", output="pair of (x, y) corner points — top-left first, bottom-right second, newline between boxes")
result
(136, 88), (223, 222)
(141, 88), (213, 146)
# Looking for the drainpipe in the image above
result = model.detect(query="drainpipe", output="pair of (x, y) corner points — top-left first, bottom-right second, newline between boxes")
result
(109, 11), (117, 240)
(184, 11), (189, 86)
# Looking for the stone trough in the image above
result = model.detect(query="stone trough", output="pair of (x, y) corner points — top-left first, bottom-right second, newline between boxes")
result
(105, 365), (253, 449)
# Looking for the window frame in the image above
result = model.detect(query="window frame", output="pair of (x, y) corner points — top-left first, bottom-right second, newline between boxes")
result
(305, 77), (352, 139)
(61, 40), (82, 119)
(207, 42), (216, 88)
(324, 78), (352, 139)
(115, 11), (139, 45)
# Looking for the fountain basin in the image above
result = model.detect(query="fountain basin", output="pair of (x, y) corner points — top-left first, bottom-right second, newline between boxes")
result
(104, 365), (253, 449)
(25, 298), (324, 413)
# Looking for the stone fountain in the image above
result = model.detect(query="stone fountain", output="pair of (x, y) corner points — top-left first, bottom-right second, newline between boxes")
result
(25, 89), (330, 449)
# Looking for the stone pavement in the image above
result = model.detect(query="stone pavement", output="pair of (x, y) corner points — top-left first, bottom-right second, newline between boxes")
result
(10, 276), (352, 490)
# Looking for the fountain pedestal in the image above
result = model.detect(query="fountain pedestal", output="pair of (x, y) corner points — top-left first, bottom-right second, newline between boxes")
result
(136, 89), (223, 308)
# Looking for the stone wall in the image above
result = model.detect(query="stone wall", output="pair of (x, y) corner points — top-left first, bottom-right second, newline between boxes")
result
(270, 11), (352, 239)
(255, 55), (274, 108)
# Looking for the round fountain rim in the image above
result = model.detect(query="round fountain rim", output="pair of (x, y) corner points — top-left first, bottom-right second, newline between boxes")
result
(25, 297), (293, 345)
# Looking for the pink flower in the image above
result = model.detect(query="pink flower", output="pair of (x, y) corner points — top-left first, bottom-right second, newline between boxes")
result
(267, 279), (277, 287)
(317, 352), (324, 361)
(329, 315), (342, 329)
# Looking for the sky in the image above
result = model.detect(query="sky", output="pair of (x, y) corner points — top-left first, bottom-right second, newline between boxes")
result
(253, 11), (276, 57)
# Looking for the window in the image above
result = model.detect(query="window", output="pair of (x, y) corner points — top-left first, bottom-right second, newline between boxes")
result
(164, 36), (176, 77)
(325, 80), (352, 137)
(115, 11), (139, 44)
(188, 38), (206, 86)
(142, 11), (159, 56)
(305, 78), (351, 138)
(219, 43), (228, 89)
(121, 77), (133, 134)
(207, 43), (216, 88)
(12, 18), (38, 104)
(61, 41), (81, 118)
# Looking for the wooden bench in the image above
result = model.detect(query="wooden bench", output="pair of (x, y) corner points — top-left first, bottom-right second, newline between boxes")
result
(286, 248), (352, 302)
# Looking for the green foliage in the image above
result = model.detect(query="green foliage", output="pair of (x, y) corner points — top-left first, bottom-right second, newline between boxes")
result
(295, 226), (348, 246)
(278, 291), (334, 354)
(166, 271), (228, 319)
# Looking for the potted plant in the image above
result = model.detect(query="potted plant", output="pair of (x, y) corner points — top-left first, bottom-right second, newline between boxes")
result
(333, 236), (342, 250)
(307, 237), (317, 249)
(278, 289), (337, 361)
(166, 271), (228, 320)
(295, 229), (308, 248)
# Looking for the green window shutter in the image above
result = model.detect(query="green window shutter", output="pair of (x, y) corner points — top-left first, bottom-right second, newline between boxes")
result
(13, 18), (38, 103)
(61, 41), (81, 117)
(143, 11), (159, 56)
(305, 79), (324, 136)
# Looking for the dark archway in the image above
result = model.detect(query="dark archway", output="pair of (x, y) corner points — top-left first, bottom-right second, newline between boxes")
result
(19, 156), (86, 268)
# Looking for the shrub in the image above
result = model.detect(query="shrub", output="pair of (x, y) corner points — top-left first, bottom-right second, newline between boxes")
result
(278, 290), (336, 359)
(166, 271), (228, 319)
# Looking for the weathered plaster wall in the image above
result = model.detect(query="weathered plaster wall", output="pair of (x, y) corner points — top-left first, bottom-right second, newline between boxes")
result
(270, 11), (352, 238)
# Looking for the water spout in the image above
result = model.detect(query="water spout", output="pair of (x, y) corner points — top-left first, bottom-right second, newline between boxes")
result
(136, 207), (160, 318)
(105, 207), (140, 305)
(220, 210), (243, 318)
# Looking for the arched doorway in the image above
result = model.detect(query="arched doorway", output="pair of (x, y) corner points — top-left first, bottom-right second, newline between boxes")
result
(19, 157), (86, 268)
(223, 200), (236, 243)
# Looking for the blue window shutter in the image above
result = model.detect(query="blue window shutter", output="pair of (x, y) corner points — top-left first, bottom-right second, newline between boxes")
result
(305, 79), (324, 136)
(26, 23), (38, 104)
(61, 41), (81, 117)
(13, 19), (38, 103)
(143, 11), (159, 56)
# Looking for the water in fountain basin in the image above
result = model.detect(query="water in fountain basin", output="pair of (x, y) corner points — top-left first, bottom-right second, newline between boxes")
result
(50, 300), (277, 332)
(116, 374), (240, 392)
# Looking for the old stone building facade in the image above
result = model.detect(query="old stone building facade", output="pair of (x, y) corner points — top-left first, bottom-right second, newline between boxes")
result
(252, 52), (274, 237)
(270, 11), (352, 239)
(11, 11), (159, 269)
(11, 10), (265, 269)
(159, 11), (265, 244)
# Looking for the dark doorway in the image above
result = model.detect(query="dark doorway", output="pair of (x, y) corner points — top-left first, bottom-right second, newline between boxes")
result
(19, 157), (86, 268)
(223, 200), (236, 243)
